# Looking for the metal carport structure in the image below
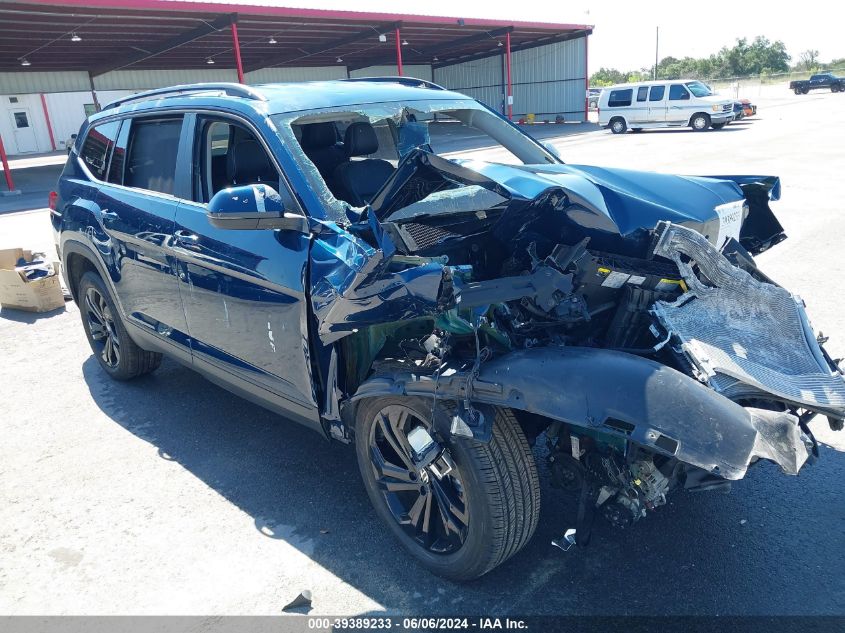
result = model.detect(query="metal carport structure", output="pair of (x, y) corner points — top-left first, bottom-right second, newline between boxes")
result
(0, 0), (592, 184)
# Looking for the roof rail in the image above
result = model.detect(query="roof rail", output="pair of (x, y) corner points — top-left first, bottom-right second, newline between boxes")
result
(341, 76), (446, 91)
(102, 83), (267, 110)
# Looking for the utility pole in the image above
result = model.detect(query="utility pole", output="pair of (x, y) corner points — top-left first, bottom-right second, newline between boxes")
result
(654, 26), (659, 80)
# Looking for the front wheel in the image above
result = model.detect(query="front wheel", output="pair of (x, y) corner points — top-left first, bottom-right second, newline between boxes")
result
(355, 397), (541, 581)
(691, 113), (711, 131)
(609, 118), (627, 134)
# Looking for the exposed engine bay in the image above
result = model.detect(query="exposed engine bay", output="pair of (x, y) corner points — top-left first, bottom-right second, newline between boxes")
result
(307, 147), (845, 538)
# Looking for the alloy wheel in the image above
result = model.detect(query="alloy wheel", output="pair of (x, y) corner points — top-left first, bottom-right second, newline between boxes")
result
(85, 286), (120, 368)
(368, 404), (469, 554)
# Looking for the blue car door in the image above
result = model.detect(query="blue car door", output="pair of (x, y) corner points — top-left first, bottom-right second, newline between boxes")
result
(170, 113), (320, 429)
(93, 115), (191, 360)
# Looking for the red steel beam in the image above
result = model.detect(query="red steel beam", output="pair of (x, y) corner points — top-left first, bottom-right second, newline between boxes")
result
(231, 17), (245, 83)
(0, 134), (15, 193)
(505, 30), (513, 121)
(40, 93), (56, 151)
(394, 26), (403, 76)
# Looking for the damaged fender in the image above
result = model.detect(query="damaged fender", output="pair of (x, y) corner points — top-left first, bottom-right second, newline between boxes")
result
(309, 213), (452, 344)
(350, 346), (811, 479)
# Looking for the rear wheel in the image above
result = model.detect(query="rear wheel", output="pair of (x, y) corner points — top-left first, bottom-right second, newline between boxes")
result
(802, 86), (810, 94)
(355, 397), (541, 581)
(78, 271), (162, 380)
(794, 87), (803, 95)
(832, 84), (841, 93)
(691, 113), (711, 131)
(609, 118), (627, 134)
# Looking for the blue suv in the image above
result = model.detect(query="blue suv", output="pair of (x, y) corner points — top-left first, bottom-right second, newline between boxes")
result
(53, 79), (845, 580)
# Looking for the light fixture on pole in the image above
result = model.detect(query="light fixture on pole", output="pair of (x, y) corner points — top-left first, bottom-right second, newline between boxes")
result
(206, 57), (215, 64)
(401, 39), (408, 46)
(71, 33), (82, 42)
(378, 34), (387, 43)
(268, 36), (277, 44)
(336, 56), (343, 63)
(21, 58), (31, 66)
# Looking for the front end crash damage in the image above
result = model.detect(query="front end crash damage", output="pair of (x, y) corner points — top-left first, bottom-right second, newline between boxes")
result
(306, 149), (843, 535)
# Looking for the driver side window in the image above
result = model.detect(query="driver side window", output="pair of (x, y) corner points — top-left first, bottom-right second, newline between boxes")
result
(194, 118), (280, 203)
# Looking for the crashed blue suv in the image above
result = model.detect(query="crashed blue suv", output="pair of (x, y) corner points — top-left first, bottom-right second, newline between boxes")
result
(53, 79), (845, 580)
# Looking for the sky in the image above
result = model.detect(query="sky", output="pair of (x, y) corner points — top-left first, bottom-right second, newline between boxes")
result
(192, 0), (845, 73)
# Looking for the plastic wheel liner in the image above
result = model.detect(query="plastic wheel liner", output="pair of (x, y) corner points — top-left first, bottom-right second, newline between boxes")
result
(650, 221), (845, 419)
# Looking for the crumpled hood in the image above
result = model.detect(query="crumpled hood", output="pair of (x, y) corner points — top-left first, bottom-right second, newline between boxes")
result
(371, 151), (785, 257)
(450, 159), (747, 238)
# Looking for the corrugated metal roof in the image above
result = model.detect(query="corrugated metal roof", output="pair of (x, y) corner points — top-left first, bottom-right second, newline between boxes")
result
(0, 0), (591, 74)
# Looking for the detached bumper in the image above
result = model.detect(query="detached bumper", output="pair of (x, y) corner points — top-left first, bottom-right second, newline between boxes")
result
(353, 346), (814, 480)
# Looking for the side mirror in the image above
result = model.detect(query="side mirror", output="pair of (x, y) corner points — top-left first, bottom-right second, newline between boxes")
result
(207, 184), (308, 232)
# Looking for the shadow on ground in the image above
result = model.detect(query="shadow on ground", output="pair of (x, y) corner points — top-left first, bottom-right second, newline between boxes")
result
(0, 304), (67, 323)
(81, 354), (845, 616)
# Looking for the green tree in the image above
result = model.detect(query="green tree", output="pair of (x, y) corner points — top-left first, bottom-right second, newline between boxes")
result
(797, 49), (820, 71)
(589, 67), (628, 86)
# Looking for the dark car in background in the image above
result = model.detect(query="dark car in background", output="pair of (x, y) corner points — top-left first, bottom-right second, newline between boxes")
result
(52, 79), (844, 581)
(789, 72), (845, 94)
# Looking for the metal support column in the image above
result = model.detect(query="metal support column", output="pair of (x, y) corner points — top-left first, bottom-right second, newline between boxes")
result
(40, 94), (56, 151)
(395, 26), (403, 76)
(0, 134), (18, 194)
(87, 72), (101, 112)
(505, 31), (513, 121)
(231, 17), (245, 83)
(584, 35), (589, 121)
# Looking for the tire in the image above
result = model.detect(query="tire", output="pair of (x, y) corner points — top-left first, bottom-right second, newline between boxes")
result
(794, 87), (803, 95)
(711, 122), (726, 130)
(690, 113), (711, 131)
(802, 86), (810, 94)
(355, 397), (541, 581)
(832, 84), (841, 93)
(78, 271), (162, 380)
(609, 118), (627, 134)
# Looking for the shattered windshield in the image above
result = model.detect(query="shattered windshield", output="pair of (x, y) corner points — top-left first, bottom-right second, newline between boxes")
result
(272, 99), (557, 222)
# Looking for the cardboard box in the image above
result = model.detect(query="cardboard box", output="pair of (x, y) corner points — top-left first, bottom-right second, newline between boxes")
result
(0, 248), (65, 313)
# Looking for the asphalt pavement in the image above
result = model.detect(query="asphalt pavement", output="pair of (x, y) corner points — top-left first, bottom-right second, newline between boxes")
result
(1, 91), (843, 616)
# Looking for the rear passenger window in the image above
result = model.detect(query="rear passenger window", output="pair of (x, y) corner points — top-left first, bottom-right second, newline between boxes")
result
(124, 117), (183, 195)
(79, 121), (119, 181)
(636, 86), (648, 102)
(607, 89), (633, 108)
(669, 85), (690, 100)
(649, 86), (666, 101)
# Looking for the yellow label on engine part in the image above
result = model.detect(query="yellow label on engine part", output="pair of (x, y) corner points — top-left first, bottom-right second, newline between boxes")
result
(655, 278), (689, 293)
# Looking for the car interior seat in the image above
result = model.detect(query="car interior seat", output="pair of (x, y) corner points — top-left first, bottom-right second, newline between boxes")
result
(333, 122), (395, 206)
(226, 138), (278, 187)
(299, 122), (346, 185)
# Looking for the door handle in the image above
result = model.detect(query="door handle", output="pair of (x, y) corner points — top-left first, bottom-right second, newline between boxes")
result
(173, 230), (200, 249)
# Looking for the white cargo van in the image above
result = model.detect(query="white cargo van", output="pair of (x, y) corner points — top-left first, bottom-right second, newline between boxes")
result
(598, 80), (734, 133)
